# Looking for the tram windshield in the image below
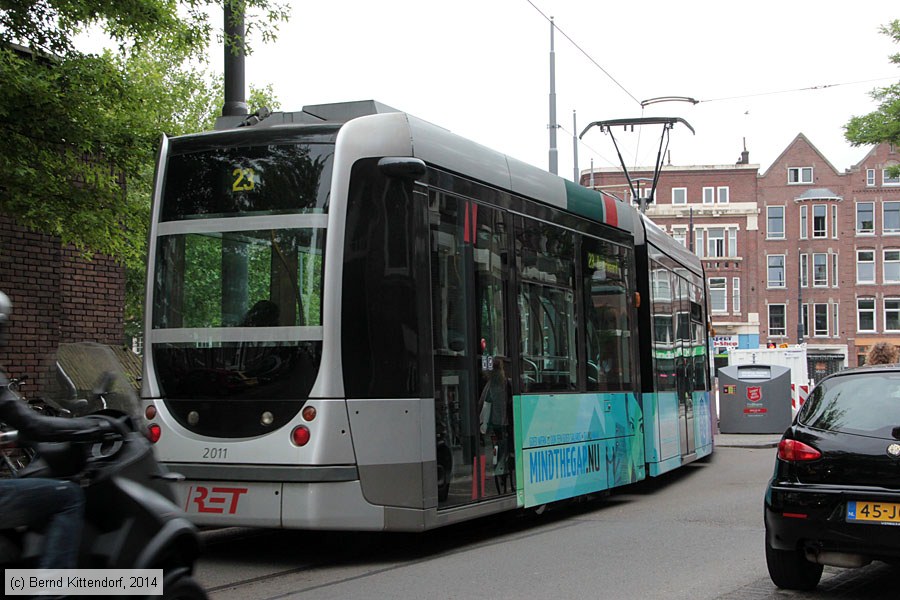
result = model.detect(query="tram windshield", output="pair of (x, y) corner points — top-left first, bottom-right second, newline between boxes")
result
(149, 141), (333, 411)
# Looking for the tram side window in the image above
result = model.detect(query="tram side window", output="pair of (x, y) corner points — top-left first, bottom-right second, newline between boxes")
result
(515, 217), (576, 392)
(650, 262), (677, 392)
(583, 238), (633, 391)
(342, 159), (424, 398)
(691, 297), (709, 391)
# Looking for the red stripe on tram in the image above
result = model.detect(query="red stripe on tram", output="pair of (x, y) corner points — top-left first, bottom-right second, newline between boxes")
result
(463, 202), (471, 244)
(603, 196), (618, 227)
(463, 202), (478, 244)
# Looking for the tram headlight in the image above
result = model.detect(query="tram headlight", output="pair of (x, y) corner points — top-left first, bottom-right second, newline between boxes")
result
(261, 411), (274, 426)
(291, 425), (310, 447)
(187, 411), (199, 426)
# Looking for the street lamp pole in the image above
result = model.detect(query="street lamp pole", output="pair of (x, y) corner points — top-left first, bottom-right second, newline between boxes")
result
(548, 18), (558, 175)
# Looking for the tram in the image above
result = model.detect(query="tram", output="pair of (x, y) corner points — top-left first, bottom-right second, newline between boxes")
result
(142, 100), (713, 530)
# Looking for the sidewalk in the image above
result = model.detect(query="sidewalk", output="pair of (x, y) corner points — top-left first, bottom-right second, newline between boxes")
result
(714, 431), (782, 449)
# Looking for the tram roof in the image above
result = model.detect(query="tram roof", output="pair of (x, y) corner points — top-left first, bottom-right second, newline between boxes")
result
(209, 100), (641, 236)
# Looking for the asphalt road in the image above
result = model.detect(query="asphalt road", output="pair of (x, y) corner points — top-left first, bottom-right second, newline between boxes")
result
(194, 445), (899, 599)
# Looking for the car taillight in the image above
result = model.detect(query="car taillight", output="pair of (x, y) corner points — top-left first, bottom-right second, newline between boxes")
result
(147, 424), (161, 443)
(778, 439), (821, 462)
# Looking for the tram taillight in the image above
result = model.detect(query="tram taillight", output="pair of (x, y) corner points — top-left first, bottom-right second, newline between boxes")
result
(291, 425), (310, 447)
(302, 406), (317, 421)
(147, 423), (161, 443)
(145, 405), (157, 420)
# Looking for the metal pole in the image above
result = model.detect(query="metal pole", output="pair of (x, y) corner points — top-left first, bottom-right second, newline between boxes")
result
(590, 158), (594, 189)
(798, 248), (804, 344)
(548, 17), (558, 175)
(689, 206), (694, 253)
(222, 1), (248, 117)
(572, 110), (579, 183)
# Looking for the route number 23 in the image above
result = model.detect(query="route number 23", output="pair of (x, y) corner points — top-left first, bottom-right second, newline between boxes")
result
(232, 167), (256, 192)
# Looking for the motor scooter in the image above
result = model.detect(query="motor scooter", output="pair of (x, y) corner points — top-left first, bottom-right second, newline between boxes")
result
(0, 341), (208, 600)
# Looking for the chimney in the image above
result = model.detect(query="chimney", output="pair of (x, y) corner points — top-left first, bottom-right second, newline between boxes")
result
(737, 137), (750, 165)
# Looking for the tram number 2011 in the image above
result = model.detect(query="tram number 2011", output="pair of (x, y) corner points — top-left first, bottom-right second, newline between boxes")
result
(202, 447), (228, 460)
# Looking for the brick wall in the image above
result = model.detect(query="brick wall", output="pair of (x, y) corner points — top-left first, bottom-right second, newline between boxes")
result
(0, 214), (125, 395)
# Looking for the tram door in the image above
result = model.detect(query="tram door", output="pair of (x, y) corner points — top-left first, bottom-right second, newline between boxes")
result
(674, 277), (696, 457)
(430, 192), (514, 508)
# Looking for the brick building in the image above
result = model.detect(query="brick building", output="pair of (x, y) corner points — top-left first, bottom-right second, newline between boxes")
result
(582, 136), (900, 375)
(0, 214), (126, 394)
(846, 141), (900, 365)
(583, 152), (762, 367)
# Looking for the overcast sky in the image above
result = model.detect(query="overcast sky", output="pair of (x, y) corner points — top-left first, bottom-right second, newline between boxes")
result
(230, 0), (898, 179)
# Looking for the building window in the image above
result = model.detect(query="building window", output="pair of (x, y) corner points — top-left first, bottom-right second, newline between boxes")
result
(866, 169), (876, 186)
(831, 204), (838, 239)
(857, 202), (874, 234)
(885, 298), (900, 332)
(801, 303), (809, 338)
(695, 229), (703, 257)
(788, 167), (813, 184)
(884, 201), (900, 233)
(857, 250), (875, 284)
(769, 304), (787, 337)
(832, 253), (839, 288)
(884, 169), (900, 186)
(885, 249), (900, 283)
(833, 303), (840, 338)
(814, 304), (829, 337)
(799, 205), (808, 239)
(727, 228), (737, 257)
(702, 187), (714, 204)
(813, 204), (827, 238)
(858, 298), (876, 332)
(709, 277), (727, 313)
(732, 277), (741, 314)
(672, 228), (687, 248)
(800, 253), (808, 287)
(813, 253), (828, 287)
(768, 255), (786, 288)
(717, 186), (729, 204)
(672, 187), (687, 205)
(707, 228), (725, 257)
(767, 206), (785, 239)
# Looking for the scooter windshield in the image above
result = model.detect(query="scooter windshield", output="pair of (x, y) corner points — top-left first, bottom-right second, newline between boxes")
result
(44, 342), (141, 420)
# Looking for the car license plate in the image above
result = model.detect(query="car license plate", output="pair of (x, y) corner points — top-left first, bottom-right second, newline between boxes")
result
(847, 501), (900, 525)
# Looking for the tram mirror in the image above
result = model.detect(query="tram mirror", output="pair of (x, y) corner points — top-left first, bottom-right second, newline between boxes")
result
(378, 157), (427, 179)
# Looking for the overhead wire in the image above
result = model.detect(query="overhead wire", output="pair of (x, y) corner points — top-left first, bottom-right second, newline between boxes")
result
(524, 1), (897, 177)
(523, 0), (642, 107)
(697, 76), (898, 103)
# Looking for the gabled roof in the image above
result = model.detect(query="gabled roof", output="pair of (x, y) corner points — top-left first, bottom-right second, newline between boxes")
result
(850, 142), (896, 169)
(759, 133), (842, 178)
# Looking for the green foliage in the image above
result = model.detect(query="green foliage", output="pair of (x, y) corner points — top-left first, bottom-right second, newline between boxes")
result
(0, 1), (289, 341)
(845, 20), (900, 178)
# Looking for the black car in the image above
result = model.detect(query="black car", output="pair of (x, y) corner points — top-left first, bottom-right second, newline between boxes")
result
(764, 364), (900, 590)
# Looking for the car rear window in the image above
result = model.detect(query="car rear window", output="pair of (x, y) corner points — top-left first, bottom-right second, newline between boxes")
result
(798, 372), (900, 437)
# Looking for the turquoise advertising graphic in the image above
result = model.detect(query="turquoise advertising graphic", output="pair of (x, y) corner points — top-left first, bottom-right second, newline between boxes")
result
(514, 393), (644, 507)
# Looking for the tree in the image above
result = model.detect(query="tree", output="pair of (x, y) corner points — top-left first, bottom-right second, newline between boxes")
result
(0, 0), (289, 260)
(0, 1), (289, 341)
(844, 20), (900, 178)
